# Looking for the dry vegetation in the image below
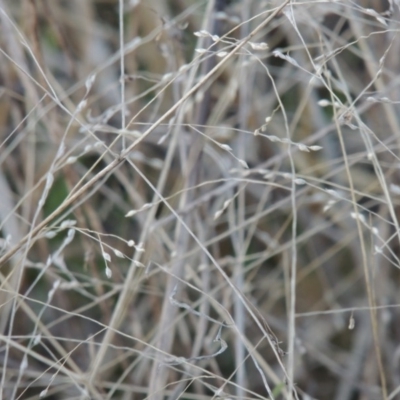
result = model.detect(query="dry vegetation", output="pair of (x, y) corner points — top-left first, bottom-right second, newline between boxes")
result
(1, 0), (400, 399)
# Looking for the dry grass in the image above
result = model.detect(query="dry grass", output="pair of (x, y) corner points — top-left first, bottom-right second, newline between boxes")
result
(1, 0), (400, 399)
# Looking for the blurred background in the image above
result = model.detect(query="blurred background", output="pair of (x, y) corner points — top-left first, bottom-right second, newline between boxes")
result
(0, 0), (400, 399)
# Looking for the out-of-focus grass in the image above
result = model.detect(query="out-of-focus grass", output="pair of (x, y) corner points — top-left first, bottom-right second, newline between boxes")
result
(0, 1), (400, 399)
